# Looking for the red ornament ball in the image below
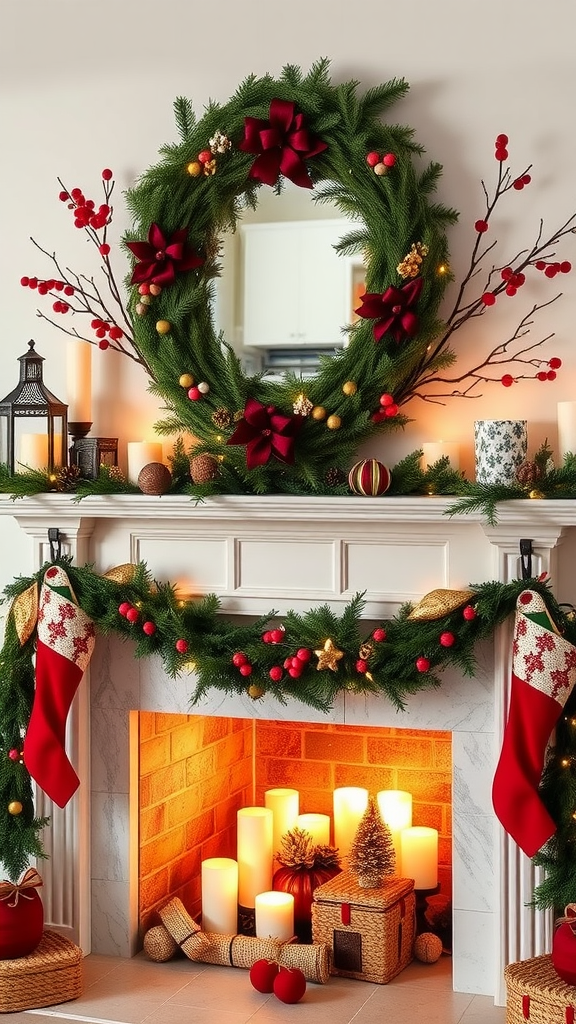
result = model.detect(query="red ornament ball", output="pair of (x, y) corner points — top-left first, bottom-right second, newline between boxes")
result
(501, 374), (515, 388)
(373, 627), (387, 642)
(232, 652), (247, 667)
(382, 153), (396, 167)
(8, 748), (20, 761)
(270, 629), (284, 644)
(250, 958), (280, 993)
(239, 663), (253, 677)
(366, 151), (380, 167)
(175, 639), (189, 654)
(348, 459), (391, 496)
(126, 607), (139, 624)
(475, 220), (489, 233)
(101, 168), (113, 180)
(549, 357), (562, 370)
(481, 292), (496, 306)
(440, 631), (455, 648)
(118, 601), (131, 617)
(356, 659), (368, 674)
(416, 656), (431, 673)
(462, 605), (477, 621)
(143, 621), (156, 636)
(296, 648), (311, 663)
(273, 966), (307, 1004)
(269, 666), (283, 682)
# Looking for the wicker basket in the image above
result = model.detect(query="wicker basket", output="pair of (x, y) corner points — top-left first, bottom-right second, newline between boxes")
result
(504, 954), (576, 1024)
(0, 929), (83, 1013)
(311, 871), (415, 984)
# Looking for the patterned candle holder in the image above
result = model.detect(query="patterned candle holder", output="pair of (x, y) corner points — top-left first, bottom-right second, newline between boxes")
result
(474, 420), (528, 485)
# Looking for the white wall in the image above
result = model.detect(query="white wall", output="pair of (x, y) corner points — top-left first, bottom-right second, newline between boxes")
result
(0, 0), (575, 589)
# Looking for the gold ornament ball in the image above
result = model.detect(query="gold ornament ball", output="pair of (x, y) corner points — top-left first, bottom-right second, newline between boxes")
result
(414, 932), (443, 964)
(348, 458), (391, 496)
(138, 462), (172, 496)
(248, 684), (265, 699)
(342, 381), (357, 396)
(179, 373), (195, 389)
(529, 489), (545, 499)
(326, 414), (342, 430)
(311, 405), (327, 421)
(156, 320), (171, 335)
(8, 800), (23, 816)
(190, 453), (219, 484)
(187, 161), (202, 177)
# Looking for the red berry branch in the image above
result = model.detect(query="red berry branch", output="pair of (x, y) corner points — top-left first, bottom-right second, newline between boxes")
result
(21, 170), (153, 377)
(403, 134), (575, 404)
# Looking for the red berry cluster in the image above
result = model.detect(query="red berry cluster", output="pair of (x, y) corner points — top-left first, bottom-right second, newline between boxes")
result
(262, 628), (285, 644)
(371, 393), (399, 423)
(494, 133), (509, 161)
(232, 651), (253, 677)
(512, 173), (531, 191)
(536, 357), (562, 382)
(281, 647), (312, 680)
(91, 318), (123, 350)
(500, 267), (526, 296)
(59, 169), (113, 231)
(534, 259), (572, 279)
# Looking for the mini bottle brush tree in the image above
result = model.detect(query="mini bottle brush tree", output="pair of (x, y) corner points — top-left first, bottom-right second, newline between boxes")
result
(16, 60), (574, 496)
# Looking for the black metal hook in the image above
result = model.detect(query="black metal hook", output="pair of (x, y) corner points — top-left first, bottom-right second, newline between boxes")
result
(520, 538), (533, 580)
(48, 527), (61, 562)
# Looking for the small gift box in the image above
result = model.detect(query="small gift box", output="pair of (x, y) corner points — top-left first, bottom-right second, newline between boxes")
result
(474, 419), (528, 485)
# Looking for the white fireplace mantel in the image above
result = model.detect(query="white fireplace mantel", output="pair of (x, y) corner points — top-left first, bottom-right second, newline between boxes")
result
(1, 493), (575, 1006)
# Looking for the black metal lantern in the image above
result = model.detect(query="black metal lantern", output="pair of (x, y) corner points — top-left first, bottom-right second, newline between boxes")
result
(0, 340), (68, 473)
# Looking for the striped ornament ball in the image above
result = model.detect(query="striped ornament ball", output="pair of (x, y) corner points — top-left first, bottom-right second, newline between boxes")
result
(348, 459), (392, 496)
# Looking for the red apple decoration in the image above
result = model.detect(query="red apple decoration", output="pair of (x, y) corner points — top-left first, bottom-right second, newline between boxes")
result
(249, 958), (280, 993)
(273, 966), (307, 1003)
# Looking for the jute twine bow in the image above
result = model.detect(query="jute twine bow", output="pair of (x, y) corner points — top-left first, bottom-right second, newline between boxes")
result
(0, 867), (43, 908)
(556, 903), (576, 931)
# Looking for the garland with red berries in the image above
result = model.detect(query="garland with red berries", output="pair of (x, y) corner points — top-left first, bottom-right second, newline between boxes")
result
(19, 59), (574, 497)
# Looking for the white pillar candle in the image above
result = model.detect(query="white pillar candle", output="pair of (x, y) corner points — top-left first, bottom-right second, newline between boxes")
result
(557, 401), (576, 459)
(377, 790), (413, 866)
(333, 787), (369, 860)
(296, 813), (331, 847)
(237, 806), (273, 908)
(400, 826), (438, 889)
(66, 340), (92, 423)
(18, 434), (48, 471)
(421, 441), (460, 471)
(264, 788), (300, 857)
(201, 857), (238, 934)
(127, 441), (163, 484)
(254, 891), (294, 941)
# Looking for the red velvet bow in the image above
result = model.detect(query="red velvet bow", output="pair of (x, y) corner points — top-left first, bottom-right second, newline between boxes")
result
(126, 223), (204, 286)
(227, 397), (302, 469)
(0, 867), (43, 907)
(355, 277), (424, 344)
(238, 98), (327, 189)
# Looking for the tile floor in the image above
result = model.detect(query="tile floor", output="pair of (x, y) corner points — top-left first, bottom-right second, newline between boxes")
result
(11, 949), (507, 1024)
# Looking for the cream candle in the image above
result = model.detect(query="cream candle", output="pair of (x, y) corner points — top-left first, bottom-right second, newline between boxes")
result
(557, 401), (576, 459)
(254, 891), (294, 940)
(17, 434), (48, 471)
(264, 788), (300, 857)
(127, 441), (163, 484)
(377, 790), (413, 867)
(237, 806), (273, 908)
(421, 441), (460, 471)
(296, 813), (331, 846)
(66, 340), (92, 423)
(201, 857), (238, 934)
(333, 787), (369, 860)
(400, 826), (438, 889)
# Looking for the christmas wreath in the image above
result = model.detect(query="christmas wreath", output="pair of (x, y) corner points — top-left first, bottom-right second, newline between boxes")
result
(20, 58), (574, 497)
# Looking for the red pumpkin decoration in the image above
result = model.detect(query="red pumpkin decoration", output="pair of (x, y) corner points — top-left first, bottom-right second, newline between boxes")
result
(552, 906), (576, 986)
(0, 870), (44, 959)
(272, 827), (341, 942)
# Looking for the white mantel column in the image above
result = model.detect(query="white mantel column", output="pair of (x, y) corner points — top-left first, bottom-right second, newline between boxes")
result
(13, 514), (96, 952)
(482, 521), (566, 1005)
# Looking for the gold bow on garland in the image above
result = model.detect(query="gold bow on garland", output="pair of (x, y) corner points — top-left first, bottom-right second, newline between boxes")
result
(0, 867), (43, 907)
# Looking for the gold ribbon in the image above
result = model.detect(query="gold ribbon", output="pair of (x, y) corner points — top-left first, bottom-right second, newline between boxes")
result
(0, 867), (43, 907)
(102, 563), (137, 586)
(10, 583), (38, 646)
(407, 588), (476, 621)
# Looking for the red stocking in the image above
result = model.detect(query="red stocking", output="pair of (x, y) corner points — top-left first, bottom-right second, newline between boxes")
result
(492, 589), (576, 857)
(23, 566), (95, 808)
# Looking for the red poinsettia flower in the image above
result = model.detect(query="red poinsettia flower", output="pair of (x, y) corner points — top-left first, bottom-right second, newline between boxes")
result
(126, 223), (204, 286)
(227, 397), (302, 470)
(238, 98), (328, 189)
(355, 277), (424, 344)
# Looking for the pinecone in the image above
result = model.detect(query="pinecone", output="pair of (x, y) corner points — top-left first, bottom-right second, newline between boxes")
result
(314, 844), (341, 870)
(52, 464), (81, 492)
(211, 407), (232, 430)
(276, 827), (316, 869)
(515, 460), (543, 488)
(107, 465), (126, 483)
(325, 467), (346, 487)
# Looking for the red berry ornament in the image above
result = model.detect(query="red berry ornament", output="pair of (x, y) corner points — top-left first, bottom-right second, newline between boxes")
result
(239, 663), (253, 677)
(481, 292), (496, 306)
(416, 656), (431, 673)
(8, 748), (20, 761)
(356, 659), (368, 673)
(549, 357), (562, 370)
(463, 605), (477, 621)
(126, 607), (139, 623)
(188, 386), (202, 401)
(475, 220), (489, 233)
(440, 631), (455, 647)
(102, 168), (113, 180)
(373, 627), (387, 642)
(232, 652), (247, 667)
(296, 648), (311, 663)
(143, 621), (156, 636)
(366, 151), (380, 167)
(197, 150), (212, 165)
(382, 153), (396, 167)
(250, 958), (280, 993)
(379, 392), (395, 407)
(501, 374), (515, 388)
(273, 966), (307, 1004)
(175, 639), (189, 654)
(270, 629), (284, 644)
(118, 601), (131, 617)
(269, 666), (283, 682)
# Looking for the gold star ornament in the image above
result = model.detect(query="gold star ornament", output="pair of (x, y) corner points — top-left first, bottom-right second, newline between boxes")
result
(315, 638), (344, 672)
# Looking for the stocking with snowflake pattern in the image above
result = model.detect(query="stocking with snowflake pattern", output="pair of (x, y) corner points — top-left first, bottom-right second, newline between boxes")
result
(23, 565), (96, 808)
(492, 588), (576, 857)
